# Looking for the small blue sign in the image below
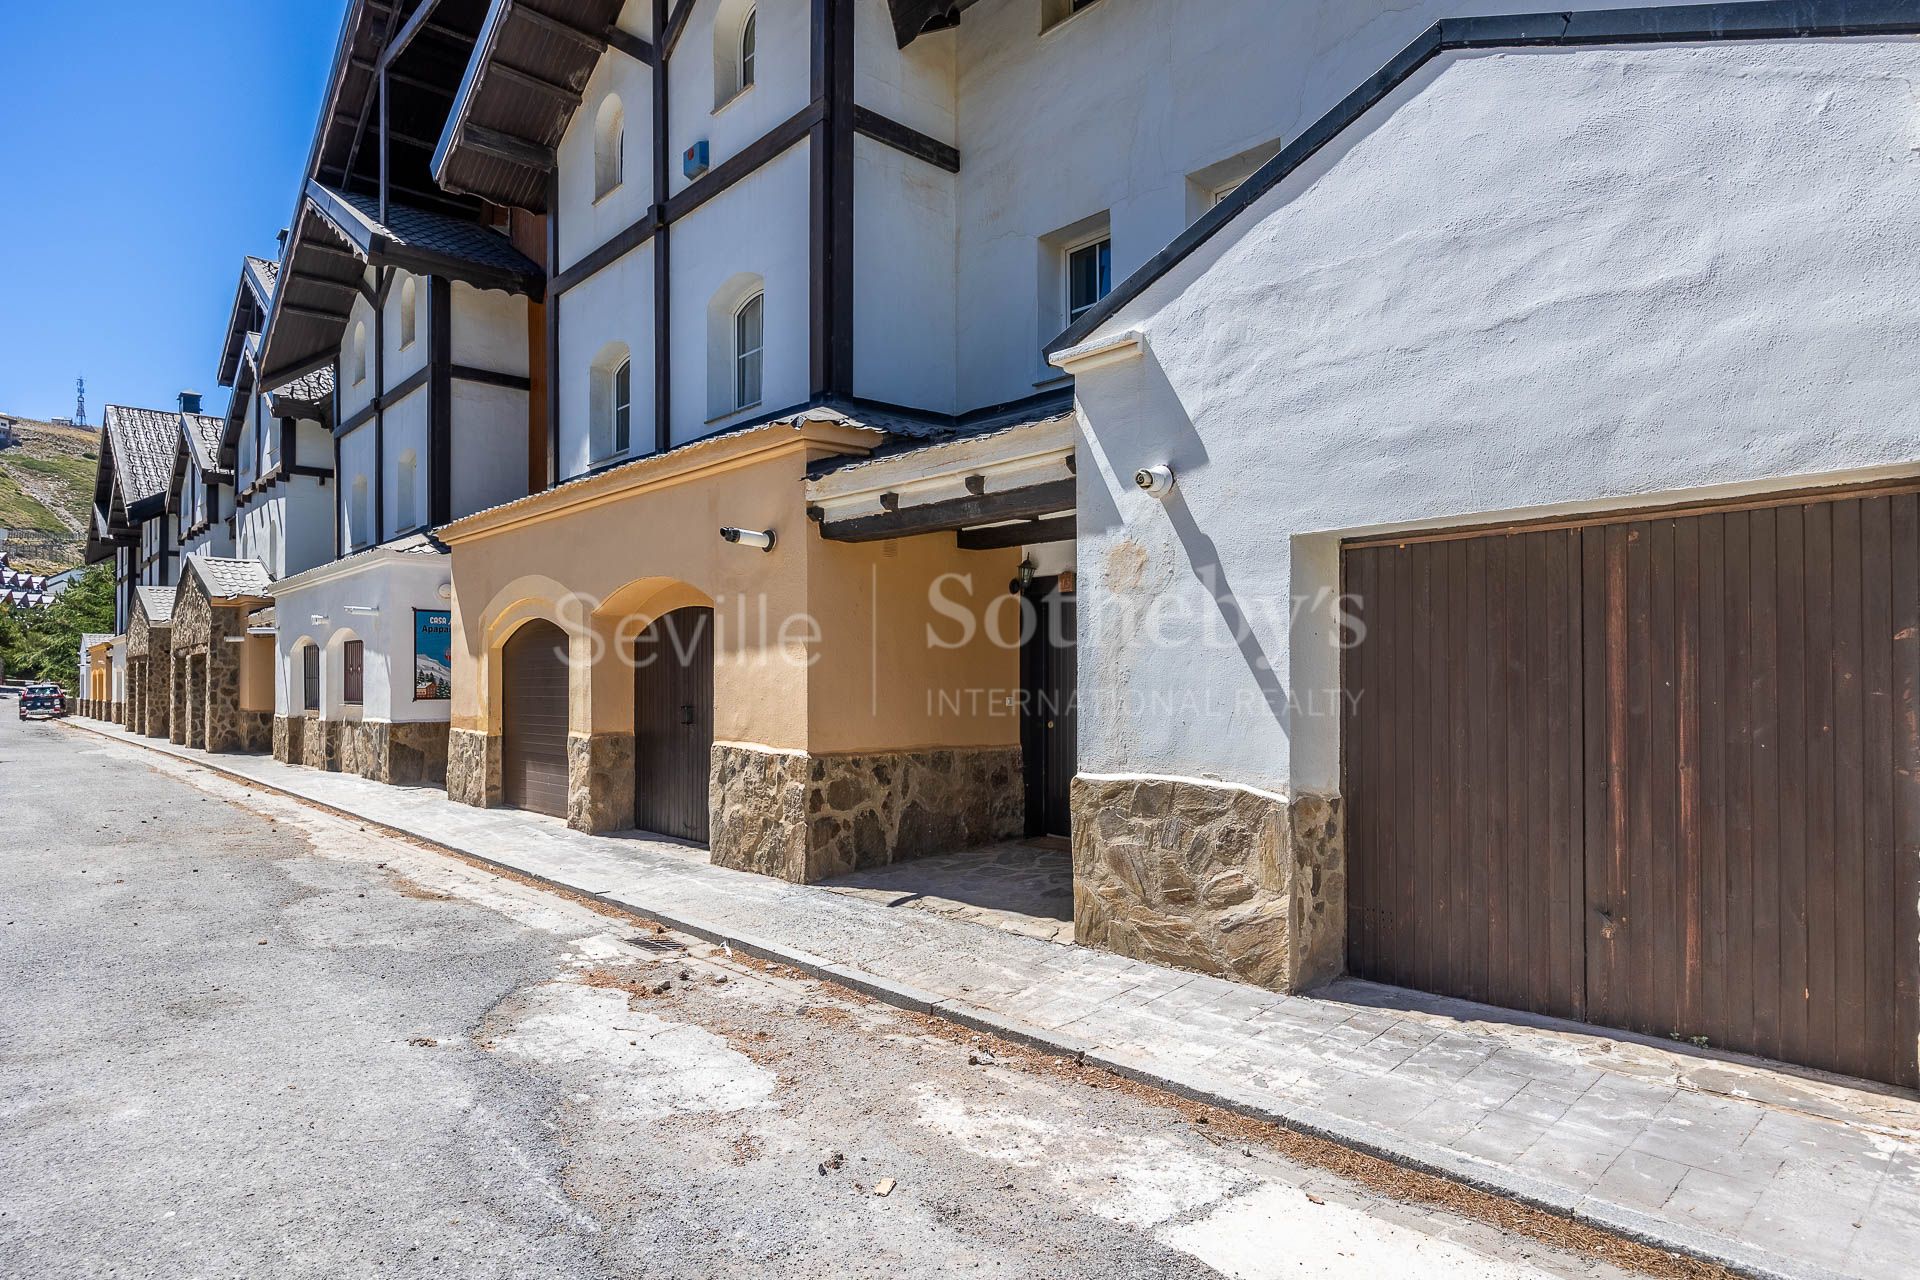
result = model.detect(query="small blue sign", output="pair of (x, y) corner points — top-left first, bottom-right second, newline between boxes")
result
(684, 139), (710, 181)
(413, 609), (451, 701)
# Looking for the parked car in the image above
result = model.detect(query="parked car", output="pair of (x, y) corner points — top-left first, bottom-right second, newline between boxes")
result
(18, 683), (66, 720)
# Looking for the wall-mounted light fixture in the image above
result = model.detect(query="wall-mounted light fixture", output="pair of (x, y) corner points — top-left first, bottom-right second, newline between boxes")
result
(436, 583), (453, 601)
(1009, 557), (1037, 595)
(720, 526), (775, 552)
(309, 614), (329, 626)
(343, 604), (379, 616)
(1134, 464), (1176, 499)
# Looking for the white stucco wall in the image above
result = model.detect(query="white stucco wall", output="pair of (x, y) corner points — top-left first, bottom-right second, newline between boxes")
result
(273, 553), (454, 723)
(556, 240), (656, 480)
(1069, 36), (1920, 796)
(451, 380), (530, 518)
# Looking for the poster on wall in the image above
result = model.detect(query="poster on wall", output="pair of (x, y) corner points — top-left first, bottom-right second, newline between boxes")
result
(413, 609), (452, 701)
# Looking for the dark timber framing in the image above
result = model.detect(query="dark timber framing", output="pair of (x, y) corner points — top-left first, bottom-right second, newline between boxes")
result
(818, 479), (1077, 543)
(434, 0), (969, 480)
(429, 273), (454, 526)
(1048, 0), (1920, 356)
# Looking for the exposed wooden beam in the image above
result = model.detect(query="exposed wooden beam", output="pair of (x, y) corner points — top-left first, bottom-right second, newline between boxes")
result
(662, 0), (696, 57)
(451, 365), (534, 391)
(819, 480), (1078, 543)
(957, 516), (1076, 551)
(852, 105), (959, 173)
(458, 122), (556, 173)
(515, 5), (606, 52)
(605, 26), (655, 66)
(378, 0), (446, 71)
(663, 100), (822, 224)
(280, 301), (355, 323)
(489, 60), (580, 103)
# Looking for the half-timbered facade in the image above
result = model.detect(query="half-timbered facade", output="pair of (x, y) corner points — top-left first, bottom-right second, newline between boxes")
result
(257, 0), (545, 786)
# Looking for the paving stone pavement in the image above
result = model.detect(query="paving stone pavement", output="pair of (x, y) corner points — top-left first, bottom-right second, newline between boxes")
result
(61, 718), (1920, 1280)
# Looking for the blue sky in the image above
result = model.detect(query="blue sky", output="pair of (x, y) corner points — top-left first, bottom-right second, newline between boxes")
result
(0, 2), (345, 423)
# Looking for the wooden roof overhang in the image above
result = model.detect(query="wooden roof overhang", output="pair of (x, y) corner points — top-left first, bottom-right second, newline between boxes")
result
(433, 0), (631, 212)
(259, 0), (496, 387)
(217, 262), (273, 391)
(805, 413), (1076, 547)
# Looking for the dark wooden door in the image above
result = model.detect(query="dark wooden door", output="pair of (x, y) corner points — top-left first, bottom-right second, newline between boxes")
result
(502, 619), (570, 819)
(1344, 489), (1920, 1086)
(1021, 580), (1078, 839)
(634, 606), (714, 844)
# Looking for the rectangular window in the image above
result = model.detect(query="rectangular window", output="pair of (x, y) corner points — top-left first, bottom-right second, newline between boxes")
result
(1067, 237), (1112, 324)
(613, 359), (631, 454)
(343, 640), (364, 706)
(303, 646), (320, 711)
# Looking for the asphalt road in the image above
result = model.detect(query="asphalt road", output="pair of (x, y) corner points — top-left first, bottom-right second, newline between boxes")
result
(0, 716), (1645, 1278)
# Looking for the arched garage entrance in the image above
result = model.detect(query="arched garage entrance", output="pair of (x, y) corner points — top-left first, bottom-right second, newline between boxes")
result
(633, 606), (714, 843)
(502, 619), (570, 819)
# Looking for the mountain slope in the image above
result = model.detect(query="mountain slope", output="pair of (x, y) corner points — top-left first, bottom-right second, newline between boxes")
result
(0, 415), (101, 572)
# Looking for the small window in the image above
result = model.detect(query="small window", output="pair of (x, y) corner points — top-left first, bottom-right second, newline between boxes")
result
(302, 645), (320, 711)
(399, 277), (417, 349)
(734, 293), (764, 411)
(350, 322), (367, 385)
(1212, 180), (1242, 208)
(397, 449), (418, 531)
(1042, 0), (1104, 31)
(343, 640), (364, 706)
(594, 95), (624, 200)
(613, 358), (632, 454)
(739, 9), (756, 90)
(1067, 237), (1111, 324)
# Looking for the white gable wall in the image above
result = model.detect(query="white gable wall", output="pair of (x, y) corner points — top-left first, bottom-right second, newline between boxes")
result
(1070, 36), (1920, 795)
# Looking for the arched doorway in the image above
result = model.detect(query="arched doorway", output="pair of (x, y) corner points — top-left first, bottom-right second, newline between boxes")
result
(633, 606), (714, 843)
(502, 619), (570, 818)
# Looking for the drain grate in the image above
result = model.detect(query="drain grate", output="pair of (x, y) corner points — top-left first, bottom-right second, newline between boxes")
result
(627, 935), (686, 954)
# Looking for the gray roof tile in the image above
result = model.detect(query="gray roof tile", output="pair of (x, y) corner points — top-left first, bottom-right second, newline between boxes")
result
(103, 405), (184, 504)
(187, 554), (274, 600)
(134, 584), (176, 624)
(182, 412), (228, 475)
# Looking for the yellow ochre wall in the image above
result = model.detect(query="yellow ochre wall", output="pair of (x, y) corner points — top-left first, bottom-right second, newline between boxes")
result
(442, 423), (1020, 756)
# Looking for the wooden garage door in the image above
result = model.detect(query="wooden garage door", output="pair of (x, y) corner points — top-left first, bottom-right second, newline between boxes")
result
(1344, 488), (1920, 1086)
(634, 607), (714, 844)
(502, 620), (570, 819)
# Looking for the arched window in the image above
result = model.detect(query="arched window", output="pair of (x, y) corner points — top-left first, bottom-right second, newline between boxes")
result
(397, 449), (418, 530)
(589, 341), (633, 462)
(734, 293), (764, 411)
(740, 9), (756, 90)
(714, 0), (758, 107)
(350, 475), (370, 549)
(399, 276), (417, 349)
(594, 95), (624, 199)
(350, 322), (367, 384)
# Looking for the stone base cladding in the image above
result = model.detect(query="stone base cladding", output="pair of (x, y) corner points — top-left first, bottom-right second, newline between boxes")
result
(299, 717), (341, 772)
(274, 714), (301, 764)
(711, 743), (1024, 883)
(1071, 775), (1345, 994)
(568, 733), (635, 834)
(347, 721), (445, 785)
(447, 728), (502, 808)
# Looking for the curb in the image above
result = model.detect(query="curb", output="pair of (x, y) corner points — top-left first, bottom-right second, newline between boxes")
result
(59, 717), (1830, 1280)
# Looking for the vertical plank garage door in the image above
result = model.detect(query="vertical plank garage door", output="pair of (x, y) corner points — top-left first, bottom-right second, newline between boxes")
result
(1343, 488), (1920, 1086)
(502, 619), (571, 819)
(634, 607), (714, 844)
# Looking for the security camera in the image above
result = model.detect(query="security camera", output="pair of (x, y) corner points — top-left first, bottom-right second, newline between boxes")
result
(1134, 464), (1175, 499)
(720, 526), (776, 551)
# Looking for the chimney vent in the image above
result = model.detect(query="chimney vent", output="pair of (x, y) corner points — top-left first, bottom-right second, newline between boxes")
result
(179, 390), (203, 415)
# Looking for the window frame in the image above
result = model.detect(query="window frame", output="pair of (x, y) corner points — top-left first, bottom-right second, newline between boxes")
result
(594, 95), (625, 202)
(302, 645), (320, 712)
(733, 292), (765, 412)
(342, 639), (365, 707)
(1065, 235), (1112, 325)
(739, 8), (756, 91)
(613, 357), (632, 454)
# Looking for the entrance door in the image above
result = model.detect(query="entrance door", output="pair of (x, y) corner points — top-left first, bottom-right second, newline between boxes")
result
(1343, 488), (1920, 1086)
(634, 606), (714, 843)
(1021, 579), (1078, 839)
(502, 619), (570, 819)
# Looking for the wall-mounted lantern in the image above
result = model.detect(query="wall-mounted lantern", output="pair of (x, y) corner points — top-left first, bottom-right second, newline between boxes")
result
(720, 526), (775, 552)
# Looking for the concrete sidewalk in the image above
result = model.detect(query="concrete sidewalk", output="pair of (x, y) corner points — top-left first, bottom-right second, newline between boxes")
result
(61, 717), (1920, 1280)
